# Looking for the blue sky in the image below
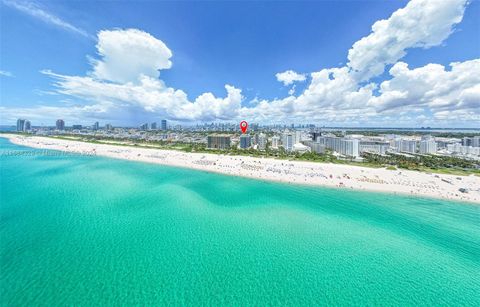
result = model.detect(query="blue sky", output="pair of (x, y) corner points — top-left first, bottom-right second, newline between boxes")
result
(1, 0), (479, 127)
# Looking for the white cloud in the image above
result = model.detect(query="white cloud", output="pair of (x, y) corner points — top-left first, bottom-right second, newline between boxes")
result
(36, 29), (242, 122)
(248, 0), (475, 125)
(238, 67), (379, 123)
(41, 69), (243, 121)
(3, 0), (477, 127)
(288, 85), (296, 95)
(0, 70), (13, 77)
(275, 70), (306, 86)
(347, 0), (468, 81)
(180, 85), (243, 121)
(433, 109), (480, 123)
(369, 59), (480, 112)
(2, 0), (91, 38)
(91, 29), (172, 83)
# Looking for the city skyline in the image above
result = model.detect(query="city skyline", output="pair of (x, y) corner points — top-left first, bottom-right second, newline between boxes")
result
(8, 118), (480, 130)
(2, 2), (480, 304)
(8, 117), (480, 165)
(1, 0), (479, 127)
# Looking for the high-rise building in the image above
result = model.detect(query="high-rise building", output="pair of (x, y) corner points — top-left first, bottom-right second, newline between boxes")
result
(56, 119), (65, 130)
(282, 131), (296, 151)
(401, 139), (418, 154)
(462, 137), (473, 147)
(295, 130), (302, 142)
(140, 123), (148, 130)
(150, 122), (157, 130)
(317, 136), (359, 157)
(207, 135), (231, 150)
(271, 136), (280, 149)
(359, 141), (390, 155)
(447, 143), (480, 157)
(161, 120), (167, 130)
(472, 136), (480, 147)
(462, 136), (480, 147)
(253, 134), (259, 145)
(419, 139), (437, 154)
(340, 139), (359, 157)
(257, 133), (266, 150)
(311, 132), (322, 142)
(24, 120), (31, 131)
(435, 140), (451, 150)
(16, 119), (26, 132)
(92, 122), (99, 130)
(308, 141), (326, 154)
(239, 134), (251, 149)
(105, 124), (113, 131)
(393, 138), (403, 152)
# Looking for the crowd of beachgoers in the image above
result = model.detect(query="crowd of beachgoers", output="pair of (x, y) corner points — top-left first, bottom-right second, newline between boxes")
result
(3, 134), (480, 203)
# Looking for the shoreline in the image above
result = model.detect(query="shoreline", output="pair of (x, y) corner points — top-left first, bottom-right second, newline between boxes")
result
(2, 134), (479, 204)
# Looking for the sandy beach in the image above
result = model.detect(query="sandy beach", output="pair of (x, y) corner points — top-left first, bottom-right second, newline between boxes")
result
(2, 134), (480, 203)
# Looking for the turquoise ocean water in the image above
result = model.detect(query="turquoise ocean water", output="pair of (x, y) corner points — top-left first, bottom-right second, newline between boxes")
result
(1, 137), (479, 305)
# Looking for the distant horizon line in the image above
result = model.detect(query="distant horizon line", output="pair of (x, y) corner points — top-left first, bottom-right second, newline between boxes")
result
(1, 124), (479, 131)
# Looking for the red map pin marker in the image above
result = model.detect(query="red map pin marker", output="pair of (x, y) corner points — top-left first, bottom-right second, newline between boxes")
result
(240, 120), (248, 134)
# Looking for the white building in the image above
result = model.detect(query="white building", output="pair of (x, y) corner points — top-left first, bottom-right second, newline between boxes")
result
(393, 138), (402, 152)
(341, 139), (360, 157)
(359, 141), (390, 155)
(419, 139), (437, 154)
(400, 139), (418, 154)
(292, 143), (310, 153)
(295, 130), (302, 143)
(317, 136), (359, 157)
(271, 136), (280, 149)
(447, 144), (480, 157)
(257, 133), (266, 151)
(282, 131), (296, 152)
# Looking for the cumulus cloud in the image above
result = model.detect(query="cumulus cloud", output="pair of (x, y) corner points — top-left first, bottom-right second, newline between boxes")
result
(369, 59), (480, 112)
(347, 0), (468, 81)
(35, 29), (242, 122)
(4, 0), (478, 127)
(91, 29), (173, 83)
(239, 66), (378, 123)
(2, 0), (91, 38)
(275, 70), (307, 86)
(41, 70), (242, 121)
